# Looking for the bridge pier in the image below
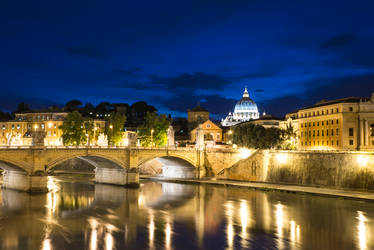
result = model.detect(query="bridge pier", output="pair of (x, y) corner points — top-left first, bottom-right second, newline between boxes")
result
(1, 170), (48, 192)
(95, 168), (139, 187)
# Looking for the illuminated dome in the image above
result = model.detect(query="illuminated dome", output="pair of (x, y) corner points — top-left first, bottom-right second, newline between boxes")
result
(221, 88), (260, 127)
(233, 88), (259, 120)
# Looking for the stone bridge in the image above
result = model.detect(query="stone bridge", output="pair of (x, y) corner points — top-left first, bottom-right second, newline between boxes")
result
(0, 146), (246, 192)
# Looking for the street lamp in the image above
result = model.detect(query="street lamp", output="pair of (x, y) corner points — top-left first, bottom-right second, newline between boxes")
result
(151, 129), (154, 148)
(109, 125), (113, 129)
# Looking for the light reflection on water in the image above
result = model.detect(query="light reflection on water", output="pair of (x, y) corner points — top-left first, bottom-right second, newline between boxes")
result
(0, 176), (374, 249)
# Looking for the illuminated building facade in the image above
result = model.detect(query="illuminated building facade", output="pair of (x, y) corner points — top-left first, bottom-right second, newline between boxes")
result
(221, 88), (260, 127)
(190, 120), (222, 143)
(283, 94), (374, 150)
(0, 111), (105, 146)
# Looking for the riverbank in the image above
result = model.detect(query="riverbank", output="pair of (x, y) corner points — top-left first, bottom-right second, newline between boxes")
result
(140, 175), (374, 202)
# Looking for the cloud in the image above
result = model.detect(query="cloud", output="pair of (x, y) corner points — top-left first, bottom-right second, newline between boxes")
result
(261, 73), (374, 117)
(152, 89), (237, 118)
(321, 33), (356, 49)
(63, 46), (104, 58)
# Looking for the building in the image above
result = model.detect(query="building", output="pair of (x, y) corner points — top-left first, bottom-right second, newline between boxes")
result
(187, 104), (209, 124)
(190, 120), (222, 143)
(282, 94), (374, 150)
(221, 88), (260, 127)
(0, 111), (105, 146)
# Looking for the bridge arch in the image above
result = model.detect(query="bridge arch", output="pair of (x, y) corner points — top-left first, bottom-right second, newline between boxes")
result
(138, 155), (197, 179)
(0, 159), (29, 173)
(46, 154), (125, 173)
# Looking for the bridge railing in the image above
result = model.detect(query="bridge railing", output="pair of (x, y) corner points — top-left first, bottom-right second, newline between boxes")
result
(0, 145), (239, 152)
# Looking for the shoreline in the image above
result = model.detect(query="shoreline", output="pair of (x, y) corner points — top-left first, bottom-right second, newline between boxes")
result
(140, 176), (374, 202)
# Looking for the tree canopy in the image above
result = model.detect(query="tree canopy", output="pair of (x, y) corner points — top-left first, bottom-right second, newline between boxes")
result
(233, 123), (283, 149)
(137, 112), (170, 147)
(59, 111), (92, 145)
(104, 112), (127, 146)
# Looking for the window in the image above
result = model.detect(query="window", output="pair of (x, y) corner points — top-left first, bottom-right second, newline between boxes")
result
(327, 141), (329, 145)
(331, 129), (334, 136)
(349, 140), (353, 145)
(317, 122), (319, 126)
(301, 142), (303, 146)
(371, 124), (374, 136)
(349, 107), (353, 112)
(327, 121), (329, 125)
(216, 134), (220, 139)
(326, 130), (329, 136)
(322, 121), (324, 126)
(336, 140), (339, 146)
(313, 131), (315, 136)
(301, 124), (303, 128)
(331, 109), (333, 113)
(336, 128), (339, 136)
(336, 108), (339, 113)
(313, 122), (315, 126)
(322, 130), (324, 136)
(331, 120), (334, 125)
(331, 140), (334, 145)
(349, 128), (354, 137)
(317, 130), (319, 136)
(336, 119), (339, 124)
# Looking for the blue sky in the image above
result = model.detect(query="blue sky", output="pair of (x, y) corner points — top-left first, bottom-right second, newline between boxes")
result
(1, 0), (374, 118)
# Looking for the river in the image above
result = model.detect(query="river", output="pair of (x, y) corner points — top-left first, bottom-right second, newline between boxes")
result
(0, 176), (373, 250)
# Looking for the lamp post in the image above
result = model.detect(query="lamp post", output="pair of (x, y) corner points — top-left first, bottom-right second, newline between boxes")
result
(151, 129), (154, 148)
(228, 129), (233, 144)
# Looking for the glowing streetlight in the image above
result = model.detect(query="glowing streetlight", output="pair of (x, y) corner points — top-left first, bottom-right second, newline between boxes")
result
(151, 129), (154, 147)
(109, 125), (113, 129)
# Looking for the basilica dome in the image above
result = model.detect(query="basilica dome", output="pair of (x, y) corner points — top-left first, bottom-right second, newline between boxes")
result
(221, 88), (260, 127)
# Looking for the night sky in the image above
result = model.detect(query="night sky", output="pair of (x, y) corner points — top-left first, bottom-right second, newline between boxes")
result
(1, 0), (374, 119)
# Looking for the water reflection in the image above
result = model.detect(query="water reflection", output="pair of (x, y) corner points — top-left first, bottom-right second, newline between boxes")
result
(0, 176), (374, 249)
(357, 211), (369, 250)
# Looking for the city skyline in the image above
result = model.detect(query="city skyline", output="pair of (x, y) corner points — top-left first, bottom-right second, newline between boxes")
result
(1, 0), (374, 118)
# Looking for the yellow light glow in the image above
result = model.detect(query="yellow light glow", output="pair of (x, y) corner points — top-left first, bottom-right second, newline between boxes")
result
(239, 148), (251, 159)
(357, 155), (369, 167)
(225, 201), (234, 250)
(228, 130), (233, 135)
(34, 124), (38, 130)
(276, 153), (288, 165)
(109, 125), (113, 129)
(48, 122), (53, 128)
(149, 212), (155, 250)
(357, 211), (368, 250)
(94, 127), (98, 131)
(164, 215), (172, 250)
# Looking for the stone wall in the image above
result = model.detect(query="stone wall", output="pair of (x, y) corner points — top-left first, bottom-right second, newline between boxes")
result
(220, 150), (374, 190)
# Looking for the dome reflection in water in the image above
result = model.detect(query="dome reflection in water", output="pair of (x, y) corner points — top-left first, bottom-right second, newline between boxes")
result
(0, 176), (373, 249)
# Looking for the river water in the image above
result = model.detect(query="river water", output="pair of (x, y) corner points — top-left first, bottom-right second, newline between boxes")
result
(0, 176), (373, 250)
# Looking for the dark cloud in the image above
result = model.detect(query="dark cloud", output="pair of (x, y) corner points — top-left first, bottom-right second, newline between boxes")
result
(152, 89), (236, 118)
(321, 33), (356, 49)
(63, 46), (104, 58)
(148, 72), (231, 90)
(262, 73), (374, 117)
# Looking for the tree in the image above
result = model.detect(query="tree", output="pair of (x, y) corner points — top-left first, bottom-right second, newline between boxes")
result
(65, 100), (82, 111)
(232, 123), (283, 149)
(280, 122), (297, 150)
(16, 102), (30, 113)
(104, 112), (126, 146)
(137, 112), (170, 147)
(59, 111), (92, 145)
